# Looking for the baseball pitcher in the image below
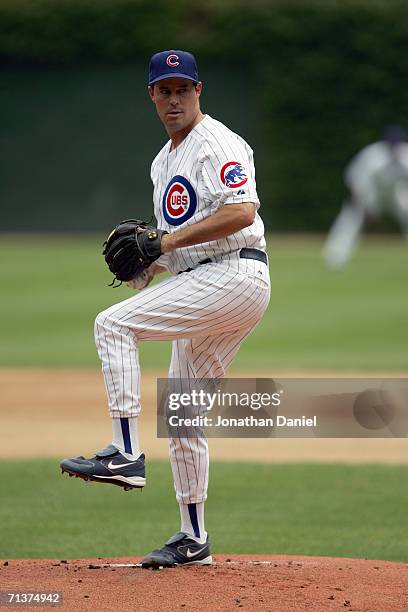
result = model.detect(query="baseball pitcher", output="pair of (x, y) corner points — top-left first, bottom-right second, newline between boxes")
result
(61, 50), (271, 568)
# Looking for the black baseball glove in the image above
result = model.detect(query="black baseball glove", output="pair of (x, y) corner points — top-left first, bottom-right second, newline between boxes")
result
(102, 219), (167, 287)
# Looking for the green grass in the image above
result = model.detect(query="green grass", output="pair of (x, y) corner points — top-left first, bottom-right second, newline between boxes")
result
(0, 234), (407, 370)
(1, 460), (408, 561)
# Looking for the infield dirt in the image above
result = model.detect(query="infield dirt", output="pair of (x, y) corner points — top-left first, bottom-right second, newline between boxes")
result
(1, 368), (407, 462)
(1, 555), (407, 611)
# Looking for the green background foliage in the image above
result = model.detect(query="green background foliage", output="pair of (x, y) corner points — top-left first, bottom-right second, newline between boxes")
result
(2, 0), (408, 230)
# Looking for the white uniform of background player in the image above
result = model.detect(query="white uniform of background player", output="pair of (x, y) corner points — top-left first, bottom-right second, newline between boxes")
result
(323, 125), (408, 269)
(66, 50), (271, 561)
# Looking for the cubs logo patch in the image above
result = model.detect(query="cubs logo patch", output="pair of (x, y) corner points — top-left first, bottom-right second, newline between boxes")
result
(166, 54), (179, 67)
(162, 175), (197, 226)
(220, 161), (248, 189)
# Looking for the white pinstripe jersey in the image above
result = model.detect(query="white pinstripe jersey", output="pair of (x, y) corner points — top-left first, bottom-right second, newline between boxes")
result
(151, 114), (266, 275)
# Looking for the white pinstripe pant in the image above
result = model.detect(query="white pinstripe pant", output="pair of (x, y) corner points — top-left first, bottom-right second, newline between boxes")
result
(95, 257), (270, 503)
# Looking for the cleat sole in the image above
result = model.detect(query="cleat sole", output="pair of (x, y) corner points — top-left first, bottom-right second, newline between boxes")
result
(61, 466), (144, 490)
(141, 555), (212, 569)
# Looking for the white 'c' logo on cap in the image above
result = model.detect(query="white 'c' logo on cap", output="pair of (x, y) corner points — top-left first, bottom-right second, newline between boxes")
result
(166, 54), (179, 67)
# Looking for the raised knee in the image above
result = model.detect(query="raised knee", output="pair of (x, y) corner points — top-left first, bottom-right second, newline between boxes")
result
(94, 308), (113, 338)
(94, 306), (137, 341)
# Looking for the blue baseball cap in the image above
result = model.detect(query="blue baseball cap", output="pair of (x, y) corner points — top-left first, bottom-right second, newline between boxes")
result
(382, 124), (407, 144)
(148, 50), (199, 85)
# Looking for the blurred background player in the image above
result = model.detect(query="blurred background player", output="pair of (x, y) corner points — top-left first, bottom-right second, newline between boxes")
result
(323, 125), (408, 270)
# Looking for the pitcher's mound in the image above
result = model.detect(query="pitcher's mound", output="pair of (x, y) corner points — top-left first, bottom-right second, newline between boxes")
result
(1, 554), (407, 611)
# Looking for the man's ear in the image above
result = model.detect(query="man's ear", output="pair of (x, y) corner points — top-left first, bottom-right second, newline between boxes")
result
(196, 82), (203, 98)
(148, 85), (155, 102)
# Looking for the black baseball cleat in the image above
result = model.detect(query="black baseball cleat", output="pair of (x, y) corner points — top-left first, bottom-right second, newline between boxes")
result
(141, 532), (212, 569)
(60, 444), (146, 491)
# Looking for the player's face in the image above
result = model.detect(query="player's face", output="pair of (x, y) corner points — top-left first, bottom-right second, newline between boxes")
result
(148, 78), (202, 134)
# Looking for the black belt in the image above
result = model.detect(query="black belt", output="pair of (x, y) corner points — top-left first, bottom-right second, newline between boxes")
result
(240, 248), (268, 264)
(178, 248), (267, 274)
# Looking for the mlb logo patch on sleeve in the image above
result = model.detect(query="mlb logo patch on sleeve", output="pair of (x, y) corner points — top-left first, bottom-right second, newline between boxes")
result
(220, 161), (248, 188)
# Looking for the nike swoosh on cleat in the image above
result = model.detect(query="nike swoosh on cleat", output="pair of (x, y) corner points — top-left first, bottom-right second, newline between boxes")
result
(186, 547), (205, 558)
(107, 460), (141, 470)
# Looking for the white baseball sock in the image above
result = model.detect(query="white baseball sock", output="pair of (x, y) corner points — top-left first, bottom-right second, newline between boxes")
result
(111, 417), (141, 460)
(179, 502), (207, 544)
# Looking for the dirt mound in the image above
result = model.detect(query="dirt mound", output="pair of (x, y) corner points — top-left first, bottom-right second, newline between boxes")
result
(1, 555), (407, 611)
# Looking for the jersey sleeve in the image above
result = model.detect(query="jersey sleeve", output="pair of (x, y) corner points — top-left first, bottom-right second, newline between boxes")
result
(200, 140), (260, 211)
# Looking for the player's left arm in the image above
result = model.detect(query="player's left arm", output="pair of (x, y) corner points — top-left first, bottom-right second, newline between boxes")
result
(161, 202), (256, 253)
